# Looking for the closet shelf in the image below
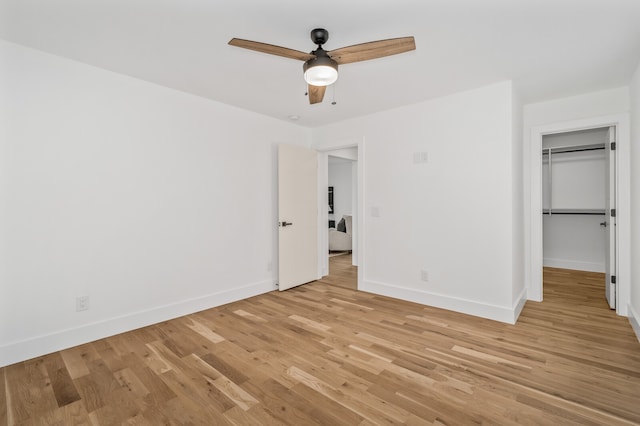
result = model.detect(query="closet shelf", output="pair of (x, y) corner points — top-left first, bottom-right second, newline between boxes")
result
(542, 208), (605, 215)
(541, 143), (605, 155)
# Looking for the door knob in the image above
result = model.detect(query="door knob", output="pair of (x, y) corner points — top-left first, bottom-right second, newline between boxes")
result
(600, 221), (607, 227)
(280, 221), (293, 227)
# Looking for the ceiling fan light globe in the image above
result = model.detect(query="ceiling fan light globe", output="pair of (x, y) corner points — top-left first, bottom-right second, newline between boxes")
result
(303, 54), (338, 87)
(304, 65), (338, 86)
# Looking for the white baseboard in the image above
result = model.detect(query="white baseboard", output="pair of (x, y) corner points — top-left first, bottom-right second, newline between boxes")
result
(513, 287), (528, 322)
(0, 280), (277, 368)
(628, 303), (640, 343)
(543, 258), (604, 273)
(361, 280), (525, 324)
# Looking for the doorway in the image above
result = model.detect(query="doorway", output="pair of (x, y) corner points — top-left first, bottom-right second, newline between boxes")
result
(327, 151), (357, 265)
(541, 127), (616, 308)
(315, 140), (364, 290)
(528, 113), (630, 316)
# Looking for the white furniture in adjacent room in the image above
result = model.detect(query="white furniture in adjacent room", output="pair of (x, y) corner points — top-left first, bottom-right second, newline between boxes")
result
(329, 215), (352, 251)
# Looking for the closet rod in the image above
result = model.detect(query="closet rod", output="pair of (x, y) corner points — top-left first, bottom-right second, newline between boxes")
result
(541, 143), (605, 155)
(542, 209), (606, 215)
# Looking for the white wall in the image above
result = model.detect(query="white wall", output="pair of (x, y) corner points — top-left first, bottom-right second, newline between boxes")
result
(328, 160), (354, 224)
(313, 81), (525, 323)
(512, 87), (525, 307)
(543, 215), (605, 272)
(523, 87), (630, 307)
(326, 148), (357, 161)
(0, 40), (311, 366)
(630, 61), (640, 340)
(524, 88), (629, 128)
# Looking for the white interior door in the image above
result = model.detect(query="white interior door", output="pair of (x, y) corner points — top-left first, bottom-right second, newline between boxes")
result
(278, 144), (318, 291)
(604, 126), (617, 309)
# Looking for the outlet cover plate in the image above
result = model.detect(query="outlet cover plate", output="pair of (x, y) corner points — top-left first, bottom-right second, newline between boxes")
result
(76, 296), (90, 311)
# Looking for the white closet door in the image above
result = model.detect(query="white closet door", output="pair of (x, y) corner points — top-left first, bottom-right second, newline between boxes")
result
(604, 126), (616, 310)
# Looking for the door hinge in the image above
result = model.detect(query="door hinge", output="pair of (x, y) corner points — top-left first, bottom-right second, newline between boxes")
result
(611, 142), (616, 150)
(611, 209), (616, 217)
(611, 275), (616, 284)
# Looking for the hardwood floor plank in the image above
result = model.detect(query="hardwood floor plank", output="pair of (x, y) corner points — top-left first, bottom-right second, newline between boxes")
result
(289, 382), (369, 425)
(44, 359), (82, 408)
(294, 369), (409, 425)
(73, 358), (118, 414)
(241, 378), (325, 426)
(87, 386), (142, 425)
(0, 368), (9, 425)
(59, 348), (90, 381)
(288, 314), (332, 332)
(113, 367), (150, 399)
(184, 316), (226, 344)
(158, 393), (232, 425)
(223, 405), (278, 426)
(127, 364), (176, 408)
(2, 260), (640, 425)
(198, 352), (249, 385)
(4, 358), (58, 424)
(184, 353), (257, 411)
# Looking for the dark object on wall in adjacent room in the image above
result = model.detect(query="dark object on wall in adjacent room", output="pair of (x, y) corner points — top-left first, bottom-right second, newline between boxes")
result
(328, 186), (334, 214)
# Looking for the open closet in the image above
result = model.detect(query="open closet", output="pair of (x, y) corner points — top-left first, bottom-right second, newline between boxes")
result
(542, 126), (617, 308)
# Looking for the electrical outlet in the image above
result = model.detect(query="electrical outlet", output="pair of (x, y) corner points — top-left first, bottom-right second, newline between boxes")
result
(267, 261), (273, 272)
(413, 152), (429, 164)
(76, 296), (90, 312)
(421, 269), (429, 282)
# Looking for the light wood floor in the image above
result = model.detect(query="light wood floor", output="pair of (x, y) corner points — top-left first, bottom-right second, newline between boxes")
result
(2, 259), (640, 425)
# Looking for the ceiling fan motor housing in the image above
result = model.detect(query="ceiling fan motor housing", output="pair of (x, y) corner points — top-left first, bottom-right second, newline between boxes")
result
(310, 28), (329, 46)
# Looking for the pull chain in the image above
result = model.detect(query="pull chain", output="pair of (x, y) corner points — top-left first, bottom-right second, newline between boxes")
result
(331, 81), (337, 105)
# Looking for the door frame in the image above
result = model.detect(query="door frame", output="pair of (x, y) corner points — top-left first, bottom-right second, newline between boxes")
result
(527, 114), (630, 315)
(314, 137), (365, 289)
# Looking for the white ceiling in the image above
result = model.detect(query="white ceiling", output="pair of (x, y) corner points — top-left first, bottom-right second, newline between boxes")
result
(2, 0), (640, 127)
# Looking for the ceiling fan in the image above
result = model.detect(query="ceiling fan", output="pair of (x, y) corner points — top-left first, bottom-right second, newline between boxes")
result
(228, 29), (416, 104)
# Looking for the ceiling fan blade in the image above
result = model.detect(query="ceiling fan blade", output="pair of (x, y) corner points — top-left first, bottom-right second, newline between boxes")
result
(228, 38), (315, 61)
(308, 85), (326, 104)
(328, 36), (416, 65)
